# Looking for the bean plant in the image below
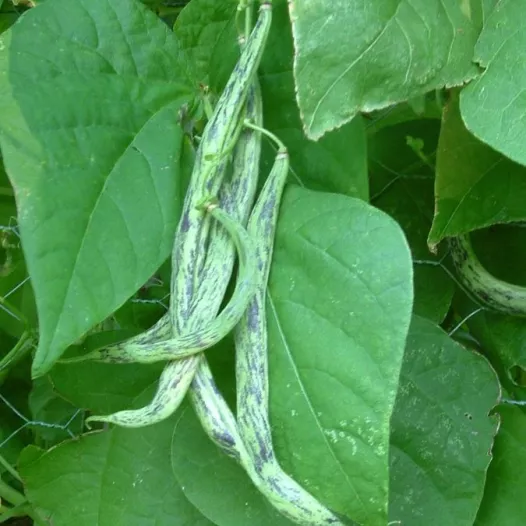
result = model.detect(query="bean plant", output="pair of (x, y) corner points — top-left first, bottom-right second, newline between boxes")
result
(0, 0), (525, 525)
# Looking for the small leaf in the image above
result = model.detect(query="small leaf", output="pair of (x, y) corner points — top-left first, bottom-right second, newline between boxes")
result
(475, 406), (526, 525)
(429, 91), (526, 246)
(389, 315), (500, 525)
(290, 0), (484, 139)
(19, 415), (213, 526)
(267, 186), (413, 525)
(0, 0), (196, 376)
(460, 0), (526, 167)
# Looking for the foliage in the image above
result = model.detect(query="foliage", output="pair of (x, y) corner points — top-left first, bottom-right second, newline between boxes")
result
(0, 0), (524, 524)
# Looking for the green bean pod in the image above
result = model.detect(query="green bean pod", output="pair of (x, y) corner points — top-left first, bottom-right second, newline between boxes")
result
(449, 234), (526, 316)
(62, 205), (258, 365)
(234, 149), (343, 525)
(189, 359), (243, 461)
(170, 2), (272, 335)
(83, 2), (271, 431)
(191, 81), (263, 320)
(85, 357), (198, 428)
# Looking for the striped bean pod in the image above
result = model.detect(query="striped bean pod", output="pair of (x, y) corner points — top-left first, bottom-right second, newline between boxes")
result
(191, 81), (263, 319)
(84, 3), (273, 427)
(193, 148), (344, 525)
(85, 358), (197, 428)
(170, 2), (272, 336)
(62, 205), (258, 365)
(449, 234), (526, 316)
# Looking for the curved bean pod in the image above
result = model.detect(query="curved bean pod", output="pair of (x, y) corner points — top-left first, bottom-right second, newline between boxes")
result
(85, 357), (198, 428)
(63, 206), (258, 364)
(234, 148), (344, 525)
(449, 234), (526, 316)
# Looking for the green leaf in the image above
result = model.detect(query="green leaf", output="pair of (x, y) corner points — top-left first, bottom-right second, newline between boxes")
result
(267, 186), (413, 525)
(172, 406), (296, 526)
(0, 0), (196, 376)
(429, 91), (526, 246)
(174, 0), (237, 86)
(291, 0), (484, 139)
(369, 118), (454, 323)
(19, 416), (213, 526)
(389, 315), (500, 525)
(460, 0), (526, 167)
(176, 0), (369, 200)
(475, 405), (526, 525)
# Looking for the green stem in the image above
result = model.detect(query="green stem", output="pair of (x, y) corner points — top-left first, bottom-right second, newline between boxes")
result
(0, 188), (14, 197)
(0, 455), (21, 482)
(0, 503), (28, 522)
(0, 296), (28, 328)
(156, 6), (183, 17)
(0, 479), (26, 507)
(245, 0), (254, 41)
(243, 121), (286, 151)
(0, 331), (33, 373)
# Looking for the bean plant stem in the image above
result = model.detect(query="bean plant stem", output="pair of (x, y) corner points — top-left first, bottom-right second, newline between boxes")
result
(244, 120), (286, 151)
(0, 479), (26, 507)
(0, 454), (22, 482)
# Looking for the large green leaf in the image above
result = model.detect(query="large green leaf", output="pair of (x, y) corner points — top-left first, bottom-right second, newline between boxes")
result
(175, 0), (369, 200)
(429, 91), (526, 246)
(267, 186), (413, 525)
(389, 315), (500, 525)
(475, 405), (526, 525)
(369, 118), (454, 323)
(19, 416), (213, 526)
(460, 0), (526, 167)
(0, 0), (196, 376)
(291, 0), (484, 139)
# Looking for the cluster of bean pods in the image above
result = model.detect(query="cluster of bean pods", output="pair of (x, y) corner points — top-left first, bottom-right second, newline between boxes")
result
(67, 2), (347, 524)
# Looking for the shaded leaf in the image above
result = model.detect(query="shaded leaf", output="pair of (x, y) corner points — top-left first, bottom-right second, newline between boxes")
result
(389, 315), (500, 525)
(0, 0), (196, 376)
(429, 91), (526, 246)
(460, 0), (526, 167)
(475, 405), (526, 526)
(369, 118), (453, 323)
(291, 0), (484, 139)
(267, 186), (413, 525)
